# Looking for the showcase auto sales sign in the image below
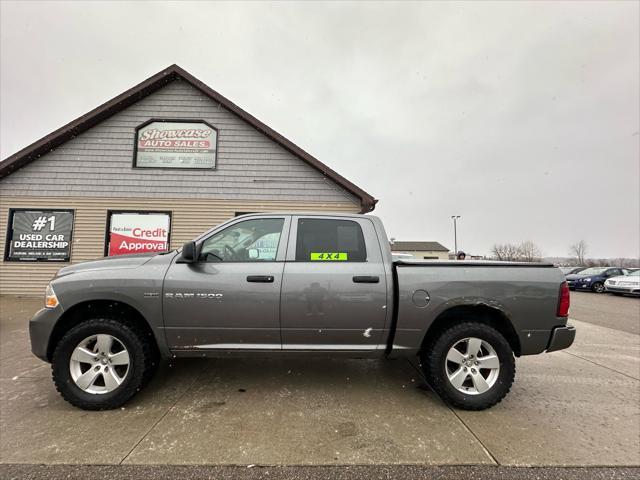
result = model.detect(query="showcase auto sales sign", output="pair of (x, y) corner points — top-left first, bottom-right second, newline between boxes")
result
(135, 121), (217, 169)
(108, 213), (170, 256)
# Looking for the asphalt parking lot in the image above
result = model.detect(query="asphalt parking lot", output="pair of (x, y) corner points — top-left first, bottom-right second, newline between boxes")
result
(1, 293), (638, 478)
(569, 290), (640, 335)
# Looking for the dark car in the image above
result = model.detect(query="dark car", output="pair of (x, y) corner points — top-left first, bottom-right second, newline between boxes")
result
(560, 266), (586, 276)
(566, 267), (630, 293)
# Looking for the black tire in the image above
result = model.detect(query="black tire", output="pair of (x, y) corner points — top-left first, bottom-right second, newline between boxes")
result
(52, 318), (155, 410)
(592, 282), (605, 293)
(421, 322), (515, 411)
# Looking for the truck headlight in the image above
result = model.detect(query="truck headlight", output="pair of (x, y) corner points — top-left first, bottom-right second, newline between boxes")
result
(45, 284), (59, 309)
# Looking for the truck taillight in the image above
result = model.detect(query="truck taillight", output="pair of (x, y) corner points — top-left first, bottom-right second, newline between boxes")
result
(557, 282), (570, 317)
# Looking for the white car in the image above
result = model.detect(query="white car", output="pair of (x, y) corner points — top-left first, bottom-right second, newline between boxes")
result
(605, 270), (640, 296)
(392, 253), (414, 261)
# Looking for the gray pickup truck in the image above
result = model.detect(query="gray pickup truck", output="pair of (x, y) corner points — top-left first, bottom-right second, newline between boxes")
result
(30, 213), (575, 411)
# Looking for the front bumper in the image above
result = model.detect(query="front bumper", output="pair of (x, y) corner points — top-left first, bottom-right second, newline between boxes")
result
(29, 307), (63, 362)
(547, 324), (576, 353)
(605, 285), (640, 295)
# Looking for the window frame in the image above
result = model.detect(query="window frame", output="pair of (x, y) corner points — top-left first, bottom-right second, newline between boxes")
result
(196, 215), (291, 263)
(286, 215), (371, 263)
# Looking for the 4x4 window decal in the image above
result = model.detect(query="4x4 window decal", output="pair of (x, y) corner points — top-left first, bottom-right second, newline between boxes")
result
(310, 252), (348, 261)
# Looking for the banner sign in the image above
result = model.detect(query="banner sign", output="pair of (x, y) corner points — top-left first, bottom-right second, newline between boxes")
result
(135, 121), (217, 169)
(6, 210), (74, 261)
(107, 212), (170, 256)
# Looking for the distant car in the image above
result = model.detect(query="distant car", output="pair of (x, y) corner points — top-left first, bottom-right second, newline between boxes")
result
(566, 267), (630, 293)
(560, 266), (586, 276)
(605, 270), (640, 296)
(392, 253), (414, 260)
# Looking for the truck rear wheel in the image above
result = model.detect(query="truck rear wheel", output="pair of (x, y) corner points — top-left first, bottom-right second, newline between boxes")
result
(421, 322), (515, 410)
(52, 318), (153, 410)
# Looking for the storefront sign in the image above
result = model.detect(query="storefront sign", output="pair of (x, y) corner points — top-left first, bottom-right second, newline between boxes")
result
(107, 212), (170, 256)
(135, 120), (217, 169)
(5, 209), (74, 261)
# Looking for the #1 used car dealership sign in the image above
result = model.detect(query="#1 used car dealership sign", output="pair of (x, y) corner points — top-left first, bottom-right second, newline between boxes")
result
(135, 120), (217, 169)
(107, 212), (170, 256)
(6, 210), (74, 261)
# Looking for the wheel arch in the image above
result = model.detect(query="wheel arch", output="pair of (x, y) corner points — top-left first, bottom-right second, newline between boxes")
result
(420, 304), (521, 357)
(47, 299), (159, 362)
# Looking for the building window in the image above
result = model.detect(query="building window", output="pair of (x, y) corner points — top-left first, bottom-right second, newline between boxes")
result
(4, 209), (74, 262)
(295, 218), (367, 262)
(200, 218), (284, 262)
(105, 211), (171, 256)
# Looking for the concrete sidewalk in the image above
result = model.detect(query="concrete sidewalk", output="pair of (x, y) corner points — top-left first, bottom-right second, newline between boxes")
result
(1, 297), (639, 467)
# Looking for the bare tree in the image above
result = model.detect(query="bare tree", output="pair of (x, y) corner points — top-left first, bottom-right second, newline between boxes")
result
(492, 243), (522, 261)
(569, 240), (588, 265)
(519, 241), (542, 262)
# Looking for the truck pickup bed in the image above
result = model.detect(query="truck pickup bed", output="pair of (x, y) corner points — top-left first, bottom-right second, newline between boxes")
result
(30, 213), (574, 411)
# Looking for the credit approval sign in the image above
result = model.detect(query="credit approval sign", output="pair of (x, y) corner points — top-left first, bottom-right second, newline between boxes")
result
(135, 121), (217, 169)
(107, 212), (170, 256)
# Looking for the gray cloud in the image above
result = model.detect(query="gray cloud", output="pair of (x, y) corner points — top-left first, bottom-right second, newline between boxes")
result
(1, 1), (638, 258)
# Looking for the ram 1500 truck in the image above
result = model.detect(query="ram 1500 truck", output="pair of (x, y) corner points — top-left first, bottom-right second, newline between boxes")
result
(30, 213), (575, 411)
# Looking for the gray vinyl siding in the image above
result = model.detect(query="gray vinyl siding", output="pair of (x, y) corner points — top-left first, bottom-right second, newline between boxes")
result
(0, 80), (359, 206)
(0, 195), (360, 295)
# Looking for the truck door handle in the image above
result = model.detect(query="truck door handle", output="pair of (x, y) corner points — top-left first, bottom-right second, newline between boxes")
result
(247, 275), (275, 283)
(353, 275), (380, 283)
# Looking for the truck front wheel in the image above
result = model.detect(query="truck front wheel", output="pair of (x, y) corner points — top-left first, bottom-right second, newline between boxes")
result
(421, 322), (515, 410)
(51, 318), (153, 410)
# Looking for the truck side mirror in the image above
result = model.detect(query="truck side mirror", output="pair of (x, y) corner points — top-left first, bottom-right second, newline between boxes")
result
(179, 241), (198, 263)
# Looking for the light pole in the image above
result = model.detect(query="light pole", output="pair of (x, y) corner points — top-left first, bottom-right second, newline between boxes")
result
(451, 215), (461, 255)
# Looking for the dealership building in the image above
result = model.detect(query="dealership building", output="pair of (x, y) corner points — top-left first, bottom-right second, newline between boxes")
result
(0, 65), (376, 296)
(390, 241), (450, 260)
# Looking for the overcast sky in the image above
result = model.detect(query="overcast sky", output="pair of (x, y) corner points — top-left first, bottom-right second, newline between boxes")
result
(1, 1), (638, 258)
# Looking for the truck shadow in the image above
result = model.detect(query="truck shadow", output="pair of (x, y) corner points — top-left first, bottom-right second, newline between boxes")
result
(132, 356), (441, 407)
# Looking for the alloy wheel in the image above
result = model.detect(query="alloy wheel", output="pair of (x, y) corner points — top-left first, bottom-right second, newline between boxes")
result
(69, 334), (130, 394)
(445, 337), (500, 395)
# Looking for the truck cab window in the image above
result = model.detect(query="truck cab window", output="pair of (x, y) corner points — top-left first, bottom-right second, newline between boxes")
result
(200, 218), (284, 262)
(295, 218), (367, 262)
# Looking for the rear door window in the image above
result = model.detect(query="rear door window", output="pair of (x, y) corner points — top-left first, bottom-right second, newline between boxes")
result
(295, 218), (367, 262)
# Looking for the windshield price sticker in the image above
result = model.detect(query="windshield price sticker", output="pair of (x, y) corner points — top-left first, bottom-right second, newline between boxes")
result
(310, 252), (348, 261)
